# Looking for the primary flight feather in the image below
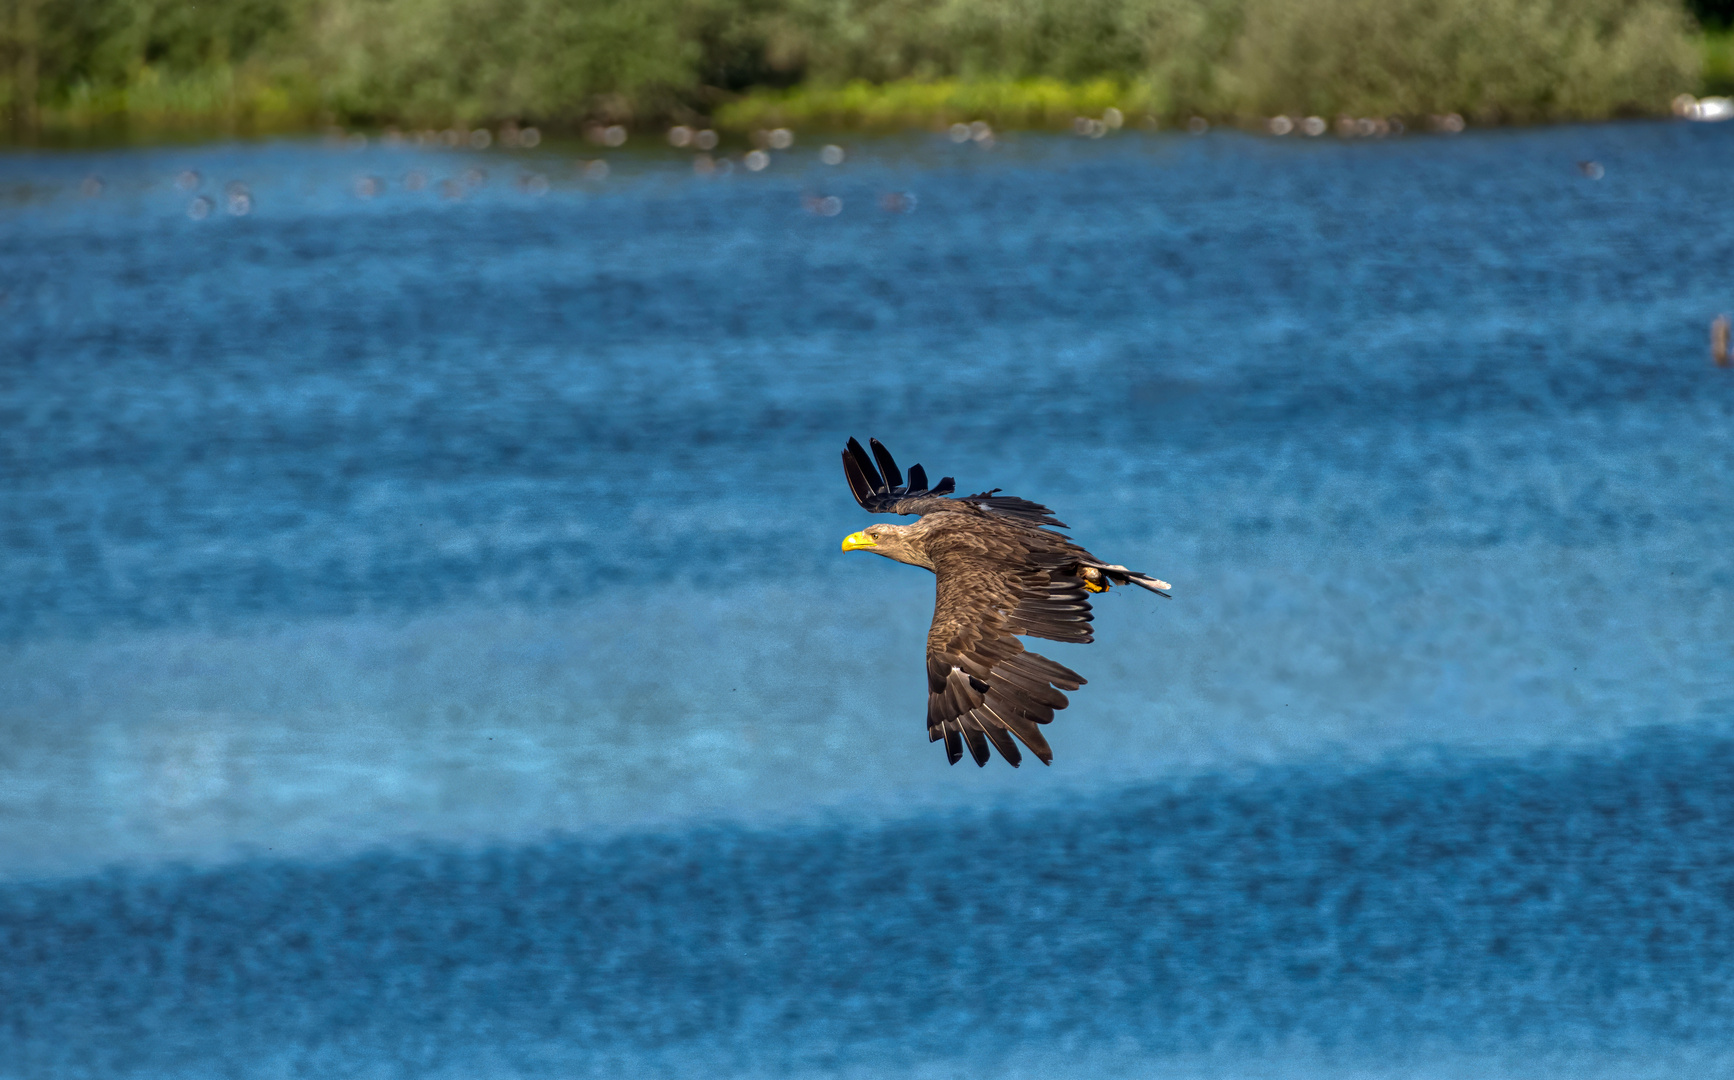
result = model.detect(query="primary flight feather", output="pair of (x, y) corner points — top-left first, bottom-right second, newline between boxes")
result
(840, 437), (1170, 768)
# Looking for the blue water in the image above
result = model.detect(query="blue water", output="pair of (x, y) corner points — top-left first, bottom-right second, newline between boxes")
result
(2, 121), (1732, 1077)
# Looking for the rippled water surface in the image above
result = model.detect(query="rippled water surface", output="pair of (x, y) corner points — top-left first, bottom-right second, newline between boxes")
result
(2, 122), (1733, 1078)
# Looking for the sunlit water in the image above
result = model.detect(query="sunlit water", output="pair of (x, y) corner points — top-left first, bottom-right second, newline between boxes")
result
(2, 122), (1732, 1078)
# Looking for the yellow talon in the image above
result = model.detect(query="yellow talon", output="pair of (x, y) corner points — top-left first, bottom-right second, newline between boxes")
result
(1083, 578), (1108, 593)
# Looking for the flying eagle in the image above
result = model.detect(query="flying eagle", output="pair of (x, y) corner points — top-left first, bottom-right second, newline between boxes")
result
(840, 437), (1170, 768)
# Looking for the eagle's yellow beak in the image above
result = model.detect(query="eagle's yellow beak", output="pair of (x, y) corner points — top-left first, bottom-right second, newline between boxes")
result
(841, 530), (877, 552)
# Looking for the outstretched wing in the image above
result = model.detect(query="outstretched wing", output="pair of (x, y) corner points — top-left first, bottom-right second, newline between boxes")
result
(923, 528), (1096, 767)
(842, 437), (956, 516)
(842, 437), (1068, 527)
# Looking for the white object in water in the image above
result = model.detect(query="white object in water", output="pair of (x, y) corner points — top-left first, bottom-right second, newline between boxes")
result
(1688, 96), (1733, 122)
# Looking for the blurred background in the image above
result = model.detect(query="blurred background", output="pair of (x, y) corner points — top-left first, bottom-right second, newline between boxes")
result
(2, 0), (1734, 137)
(4, 2), (1734, 1078)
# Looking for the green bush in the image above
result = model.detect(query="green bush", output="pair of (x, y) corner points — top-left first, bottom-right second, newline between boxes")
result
(302, 0), (705, 125)
(1, 0), (310, 130)
(1702, 27), (1734, 93)
(0, 0), (1710, 136)
(717, 77), (1156, 130)
(1223, 0), (1698, 123)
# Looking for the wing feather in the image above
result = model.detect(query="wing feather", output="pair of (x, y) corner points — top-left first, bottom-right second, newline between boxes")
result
(843, 436), (956, 515)
(846, 437), (883, 489)
(976, 720), (1021, 767)
(959, 491), (1068, 529)
(842, 450), (877, 508)
(841, 437), (1067, 526)
(984, 702), (1052, 761)
(869, 438), (904, 489)
(922, 522), (1091, 767)
(961, 724), (991, 767)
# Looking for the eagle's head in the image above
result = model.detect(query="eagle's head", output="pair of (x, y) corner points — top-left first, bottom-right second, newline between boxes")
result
(841, 523), (932, 569)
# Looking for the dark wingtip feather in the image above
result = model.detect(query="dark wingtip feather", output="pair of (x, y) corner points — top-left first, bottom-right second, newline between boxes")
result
(842, 451), (876, 509)
(980, 722), (1022, 767)
(964, 728), (991, 769)
(963, 726), (990, 766)
(868, 438), (903, 490)
(907, 463), (928, 492)
(932, 476), (956, 496)
(845, 437), (884, 491)
(1004, 712), (1055, 764)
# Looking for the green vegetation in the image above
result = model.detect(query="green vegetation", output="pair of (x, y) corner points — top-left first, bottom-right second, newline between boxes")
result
(0, 0), (1718, 140)
(1702, 28), (1734, 95)
(716, 79), (1153, 132)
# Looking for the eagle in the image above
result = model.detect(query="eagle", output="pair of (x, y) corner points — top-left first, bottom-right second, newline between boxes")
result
(840, 437), (1170, 768)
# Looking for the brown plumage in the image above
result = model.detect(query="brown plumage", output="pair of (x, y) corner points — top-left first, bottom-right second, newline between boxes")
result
(840, 437), (1171, 768)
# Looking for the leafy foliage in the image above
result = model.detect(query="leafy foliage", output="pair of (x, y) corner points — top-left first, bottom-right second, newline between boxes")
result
(0, 0), (1708, 134)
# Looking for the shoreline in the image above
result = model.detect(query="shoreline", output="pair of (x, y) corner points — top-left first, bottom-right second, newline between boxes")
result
(6, 107), (1728, 155)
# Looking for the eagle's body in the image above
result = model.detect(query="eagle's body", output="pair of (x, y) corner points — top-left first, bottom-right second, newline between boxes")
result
(840, 437), (1170, 768)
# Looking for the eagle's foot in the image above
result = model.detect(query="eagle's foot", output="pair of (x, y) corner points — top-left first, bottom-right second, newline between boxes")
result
(1079, 567), (1111, 593)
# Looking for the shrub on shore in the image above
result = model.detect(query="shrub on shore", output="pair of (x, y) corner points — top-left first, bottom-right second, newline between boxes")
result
(1703, 28), (1734, 94)
(1224, 0), (1697, 123)
(731, 0), (1698, 127)
(715, 78), (1151, 131)
(0, 0), (1710, 136)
